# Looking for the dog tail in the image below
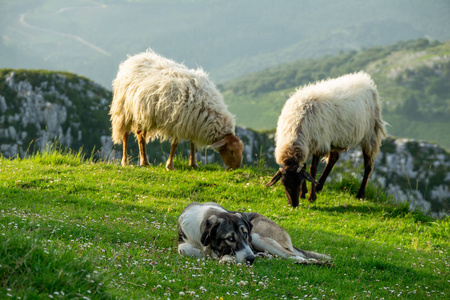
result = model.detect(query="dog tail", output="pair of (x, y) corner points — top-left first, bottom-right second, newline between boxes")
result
(293, 247), (332, 261)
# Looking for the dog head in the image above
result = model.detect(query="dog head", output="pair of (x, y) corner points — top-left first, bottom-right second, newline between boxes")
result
(200, 212), (255, 264)
(266, 164), (318, 207)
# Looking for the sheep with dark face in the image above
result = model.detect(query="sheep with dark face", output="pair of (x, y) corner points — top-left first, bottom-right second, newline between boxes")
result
(110, 50), (244, 170)
(266, 71), (387, 206)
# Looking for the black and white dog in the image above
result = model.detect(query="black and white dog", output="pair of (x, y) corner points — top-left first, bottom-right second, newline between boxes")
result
(177, 202), (255, 264)
(177, 202), (332, 264)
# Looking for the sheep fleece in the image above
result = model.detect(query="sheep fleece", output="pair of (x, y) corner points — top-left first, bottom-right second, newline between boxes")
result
(110, 50), (235, 146)
(275, 71), (387, 164)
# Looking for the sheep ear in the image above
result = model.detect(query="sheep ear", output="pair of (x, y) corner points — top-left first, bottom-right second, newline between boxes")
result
(300, 168), (319, 184)
(266, 169), (283, 187)
(208, 138), (226, 149)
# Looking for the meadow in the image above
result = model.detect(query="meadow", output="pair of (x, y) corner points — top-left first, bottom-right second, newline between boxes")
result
(1, 150), (448, 299)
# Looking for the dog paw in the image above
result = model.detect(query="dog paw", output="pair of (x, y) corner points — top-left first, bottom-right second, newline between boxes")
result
(219, 255), (236, 264)
(255, 252), (272, 259)
(294, 258), (315, 264)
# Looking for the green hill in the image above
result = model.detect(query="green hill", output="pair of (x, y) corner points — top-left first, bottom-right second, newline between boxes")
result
(221, 39), (450, 150)
(0, 152), (448, 298)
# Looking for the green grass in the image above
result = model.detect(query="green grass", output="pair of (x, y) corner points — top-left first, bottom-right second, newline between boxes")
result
(1, 150), (449, 299)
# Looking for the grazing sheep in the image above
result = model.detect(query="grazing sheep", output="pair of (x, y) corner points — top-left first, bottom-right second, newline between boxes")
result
(110, 50), (244, 170)
(266, 71), (387, 206)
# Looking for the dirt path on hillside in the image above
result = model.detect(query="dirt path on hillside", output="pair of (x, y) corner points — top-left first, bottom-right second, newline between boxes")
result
(18, 2), (111, 57)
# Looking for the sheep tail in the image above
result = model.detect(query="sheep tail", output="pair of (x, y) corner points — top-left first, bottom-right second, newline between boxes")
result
(109, 87), (130, 145)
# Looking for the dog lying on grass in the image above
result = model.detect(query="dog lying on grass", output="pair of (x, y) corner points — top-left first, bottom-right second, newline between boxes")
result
(177, 202), (332, 266)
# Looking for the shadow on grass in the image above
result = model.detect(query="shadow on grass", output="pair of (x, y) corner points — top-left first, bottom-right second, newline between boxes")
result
(309, 203), (385, 215)
(309, 201), (434, 222)
(0, 186), (179, 245)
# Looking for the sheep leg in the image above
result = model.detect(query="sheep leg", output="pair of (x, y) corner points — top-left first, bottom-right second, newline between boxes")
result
(189, 141), (199, 168)
(307, 155), (320, 202)
(166, 140), (179, 170)
(299, 180), (308, 199)
(356, 150), (373, 199)
(121, 132), (129, 166)
(136, 130), (150, 166)
(316, 151), (339, 193)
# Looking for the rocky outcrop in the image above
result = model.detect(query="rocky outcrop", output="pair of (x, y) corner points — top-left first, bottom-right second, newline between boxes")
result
(339, 137), (449, 218)
(0, 69), (111, 157)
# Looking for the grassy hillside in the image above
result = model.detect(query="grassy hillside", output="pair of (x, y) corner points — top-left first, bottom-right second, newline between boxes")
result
(1, 151), (448, 299)
(221, 39), (450, 150)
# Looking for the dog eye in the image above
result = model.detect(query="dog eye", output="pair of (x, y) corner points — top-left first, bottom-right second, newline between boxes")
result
(243, 232), (248, 239)
(227, 237), (235, 242)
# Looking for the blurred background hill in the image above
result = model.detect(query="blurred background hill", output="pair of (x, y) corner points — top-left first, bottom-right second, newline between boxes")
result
(1, 0), (449, 87)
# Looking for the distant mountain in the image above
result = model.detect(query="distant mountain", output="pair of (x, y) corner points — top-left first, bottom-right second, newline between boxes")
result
(0, 69), (448, 218)
(220, 39), (450, 150)
(1, 0), (449, 87)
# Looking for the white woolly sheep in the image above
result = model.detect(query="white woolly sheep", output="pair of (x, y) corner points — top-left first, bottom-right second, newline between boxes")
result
(109, 50), (244, 170)
(266, 71), (387, 206)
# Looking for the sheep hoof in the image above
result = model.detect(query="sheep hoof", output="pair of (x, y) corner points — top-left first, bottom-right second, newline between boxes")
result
(356, 193), (365, 199)
(316, 184), (324, 192)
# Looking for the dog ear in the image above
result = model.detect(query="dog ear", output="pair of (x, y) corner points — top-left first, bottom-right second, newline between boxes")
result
(266, 169), (283, 187)
(237, 213), (253, 234)
(238, 213), (253, 242)
(201, 215), (220, 246)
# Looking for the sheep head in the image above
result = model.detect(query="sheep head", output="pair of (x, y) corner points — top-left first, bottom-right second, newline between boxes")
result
(209, 134), (244, 170)
(266, 164), (318, 207)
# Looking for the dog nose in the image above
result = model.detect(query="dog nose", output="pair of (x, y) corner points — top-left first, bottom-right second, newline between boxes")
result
(246, 255), (255, 265)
